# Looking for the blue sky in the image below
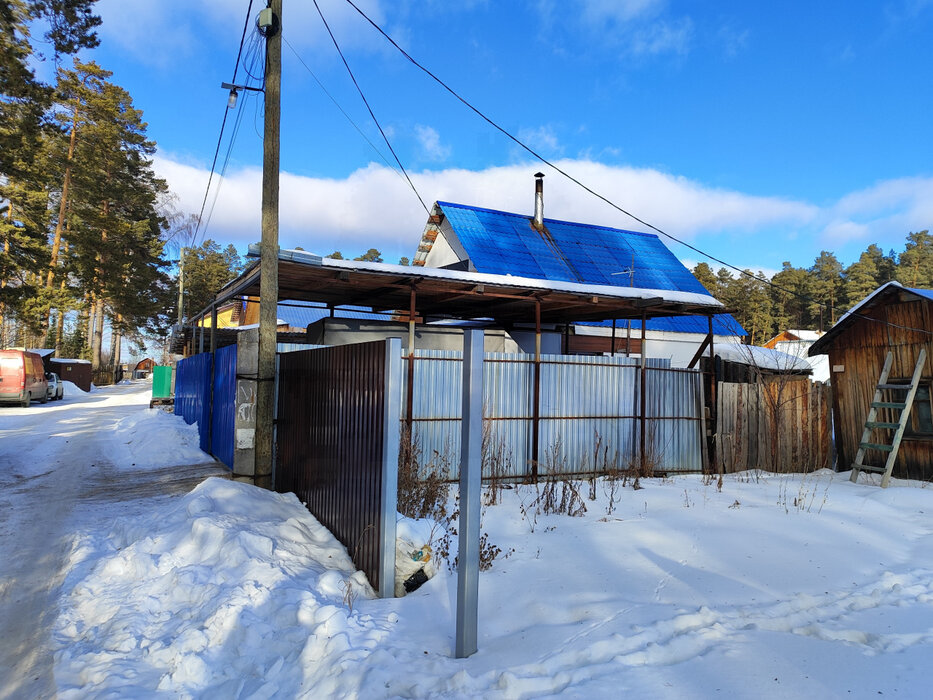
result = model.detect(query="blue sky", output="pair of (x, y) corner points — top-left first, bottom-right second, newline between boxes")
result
(78, 0), (933, 275)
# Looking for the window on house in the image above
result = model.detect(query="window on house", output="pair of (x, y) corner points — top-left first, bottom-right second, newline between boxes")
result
(906, 383), (933, 438)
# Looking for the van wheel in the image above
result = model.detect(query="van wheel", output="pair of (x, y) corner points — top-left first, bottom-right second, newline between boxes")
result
(40, 393), (48, 404)
(21, 393), (30, 408)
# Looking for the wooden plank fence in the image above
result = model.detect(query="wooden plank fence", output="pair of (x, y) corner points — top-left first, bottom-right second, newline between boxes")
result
(716, 379), (832, 473)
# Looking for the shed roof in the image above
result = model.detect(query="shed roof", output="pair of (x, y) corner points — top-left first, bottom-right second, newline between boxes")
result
(212, 248), (725, 326)
(431, 201), (744, 335)
(808, 281), (933, 356)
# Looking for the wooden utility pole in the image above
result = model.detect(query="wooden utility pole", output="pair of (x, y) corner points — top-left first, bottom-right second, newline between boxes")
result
(176, 248), (185, 326)
(256, 0), (282, 490)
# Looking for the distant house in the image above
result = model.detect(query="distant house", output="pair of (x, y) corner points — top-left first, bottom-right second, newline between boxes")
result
(412, 174), (746, 366)
(195, 299), (248, 329)
(133, 358), (155, 379)
(764, 329), (829, 382)
(809, 282), (933, 479)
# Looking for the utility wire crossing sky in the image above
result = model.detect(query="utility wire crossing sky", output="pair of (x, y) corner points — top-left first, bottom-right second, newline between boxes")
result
(85, 0), (933, 272)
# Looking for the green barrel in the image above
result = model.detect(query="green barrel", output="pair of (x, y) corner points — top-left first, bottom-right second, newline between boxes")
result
(151, 365), (173, 399)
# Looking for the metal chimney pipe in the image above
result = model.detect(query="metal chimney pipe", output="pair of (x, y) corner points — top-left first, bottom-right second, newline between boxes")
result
(533, 172), (545, 230)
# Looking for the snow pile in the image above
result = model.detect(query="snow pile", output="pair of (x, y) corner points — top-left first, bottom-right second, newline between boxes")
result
(395, 515), (437, 596)
(716, 343), (811, 372)
(55, 478), (375, 698)
(51, 468), (933, 698)
(109, 409), (208, 469)
(61, 380), (86, 394)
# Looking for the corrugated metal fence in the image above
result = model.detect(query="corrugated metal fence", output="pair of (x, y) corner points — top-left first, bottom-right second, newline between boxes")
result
(210, 344), (237, 468)
(175, 346), (238, 468)
(275, 340), (400, 596)
(405, 350), (704, 479)
(174, 352), (213, 454)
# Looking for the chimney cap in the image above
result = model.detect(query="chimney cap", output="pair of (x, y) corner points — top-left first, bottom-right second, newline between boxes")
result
(534, 171), (545, 178)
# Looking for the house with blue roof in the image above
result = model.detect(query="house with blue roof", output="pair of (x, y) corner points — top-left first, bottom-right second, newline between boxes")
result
(412, 173), (746, 366)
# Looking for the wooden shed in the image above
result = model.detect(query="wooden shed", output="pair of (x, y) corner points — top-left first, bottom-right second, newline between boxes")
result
(50, 358), (93, 393)
(809, 282), (933, 480)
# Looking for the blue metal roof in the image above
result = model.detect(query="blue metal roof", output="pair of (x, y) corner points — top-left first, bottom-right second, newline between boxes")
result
(908, 287), (933, 302)
(276, 304), (389, 329)
(437, 201), (745, 336)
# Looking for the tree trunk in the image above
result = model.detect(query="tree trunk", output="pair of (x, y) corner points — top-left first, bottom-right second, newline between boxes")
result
(91, 296), (104, 370)
(0, 209), (8, 346)
(54, 298), (65, 356)
(85, 293), (94, 351)
(111, 316), (122, 383)
(47, 107), (79, 292)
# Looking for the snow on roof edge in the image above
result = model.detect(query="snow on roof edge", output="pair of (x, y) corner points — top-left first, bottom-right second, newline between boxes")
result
(716, 343), (811, 372)
(305, 252), (724, 310)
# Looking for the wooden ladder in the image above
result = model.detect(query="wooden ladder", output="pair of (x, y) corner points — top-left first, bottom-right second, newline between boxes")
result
(851, 348), (927, 487)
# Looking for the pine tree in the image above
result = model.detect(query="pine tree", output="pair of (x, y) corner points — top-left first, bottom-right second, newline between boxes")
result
(843, 246), (881, 309)
(179, 239), (244, 319)
(726, 270), (773, 345)
(896, 231), (932, 288)
(354, 248), (383, 262)
(808, 251), (843, 329)
(61, 60), (171, 368)
(692, 262), (720, 297)
(0, 1), (99, 346)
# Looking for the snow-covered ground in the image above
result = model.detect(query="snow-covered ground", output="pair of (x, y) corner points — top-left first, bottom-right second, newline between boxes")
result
(3, 382), (933, 698)
(0, 381), (228, 700)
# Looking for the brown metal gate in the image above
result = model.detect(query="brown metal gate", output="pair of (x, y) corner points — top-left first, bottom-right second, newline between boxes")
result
(275, 339), (400, 596)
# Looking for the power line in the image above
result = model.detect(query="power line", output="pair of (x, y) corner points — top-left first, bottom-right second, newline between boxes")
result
(312, 0), (429, 215)
(200, 28), (267, 242)
(193, 0), (257, 244)
(283, 34), (402, 176)
(200, 87), (251, 240)
(339, 0), (931, 338)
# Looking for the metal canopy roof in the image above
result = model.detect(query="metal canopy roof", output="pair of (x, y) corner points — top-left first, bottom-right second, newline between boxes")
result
(433, 201), (745, 335)
(211, 249), (725, 326)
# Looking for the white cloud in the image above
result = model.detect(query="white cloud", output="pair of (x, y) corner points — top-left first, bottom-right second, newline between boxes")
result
(579, 0), (666, 24)
(822, 176), (933, 243)
(414, 125), (451, 162)
(565, 0), (692, 57)
(717, 23), (750, 59)
(154, 153), (933, 266)
(630, 18), (693, 56)
(517, 126), (562, 156)
(96, 0), (387, 67)
(154, 155), (820, 256)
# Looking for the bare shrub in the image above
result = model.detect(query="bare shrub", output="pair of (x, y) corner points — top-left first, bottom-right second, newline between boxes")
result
(397, 426), (449, 521)
(437, 493), (514, 572)
(482, 420), (513, 506)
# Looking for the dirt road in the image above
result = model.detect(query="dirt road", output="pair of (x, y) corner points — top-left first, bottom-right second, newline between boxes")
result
(0, 383), (228, 699)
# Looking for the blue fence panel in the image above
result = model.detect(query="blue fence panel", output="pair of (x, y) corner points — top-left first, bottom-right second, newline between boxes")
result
(174, 352), (213, 453)
(211, 344), (237, 468)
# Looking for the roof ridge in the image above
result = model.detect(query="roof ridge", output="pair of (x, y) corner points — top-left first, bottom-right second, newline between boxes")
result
(436, 200), (658, 239)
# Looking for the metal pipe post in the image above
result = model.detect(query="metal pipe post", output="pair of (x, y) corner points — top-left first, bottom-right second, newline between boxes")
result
(379, 338), (402, 598)
(406, 285), (416, 429)
(640, 312), (647, 471)
(456, 329), (483, 658)
(532, 299), (541, 480)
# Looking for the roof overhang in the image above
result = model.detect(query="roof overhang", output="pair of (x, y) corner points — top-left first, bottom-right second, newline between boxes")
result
(210, 249), (726, 326)
(809, 281), (933, 356)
